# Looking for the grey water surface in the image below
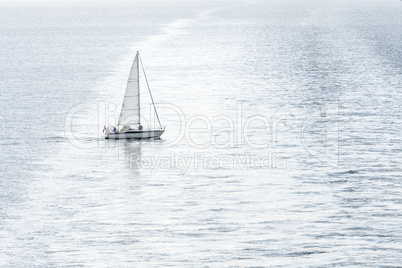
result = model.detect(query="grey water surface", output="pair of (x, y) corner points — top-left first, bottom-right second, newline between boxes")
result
(1, 0), (402, 266)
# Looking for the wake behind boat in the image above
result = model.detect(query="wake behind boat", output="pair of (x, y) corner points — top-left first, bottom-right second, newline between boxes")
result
(105, 51), (165, 139)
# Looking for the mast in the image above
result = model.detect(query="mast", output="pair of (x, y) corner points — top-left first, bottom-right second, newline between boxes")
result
(137, 51), (141, 125)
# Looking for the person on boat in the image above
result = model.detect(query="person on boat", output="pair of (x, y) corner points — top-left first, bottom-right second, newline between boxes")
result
(113, 126), (116, 132)
(138, 125), (143, 130)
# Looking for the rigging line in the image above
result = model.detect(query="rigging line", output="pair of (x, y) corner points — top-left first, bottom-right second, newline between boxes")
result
(139, 55), (163, 129)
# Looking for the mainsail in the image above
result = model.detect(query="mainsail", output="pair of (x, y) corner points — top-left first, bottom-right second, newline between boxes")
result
(118, 52), (140, 125)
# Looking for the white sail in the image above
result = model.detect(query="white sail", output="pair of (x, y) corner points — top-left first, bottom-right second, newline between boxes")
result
(118, 52), (140, 125)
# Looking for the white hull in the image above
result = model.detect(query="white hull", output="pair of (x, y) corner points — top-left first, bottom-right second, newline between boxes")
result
(105, 129), (165, 139)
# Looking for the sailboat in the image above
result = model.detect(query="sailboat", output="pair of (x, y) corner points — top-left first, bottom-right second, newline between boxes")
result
(105, 51), (165, 139)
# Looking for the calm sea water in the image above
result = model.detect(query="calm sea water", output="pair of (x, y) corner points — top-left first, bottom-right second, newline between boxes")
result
(1, 0), (402, 266)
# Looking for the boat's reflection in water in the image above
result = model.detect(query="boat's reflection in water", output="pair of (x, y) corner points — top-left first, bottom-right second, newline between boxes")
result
(106, 136), (164, 173)
(120, 139), (142, 170)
